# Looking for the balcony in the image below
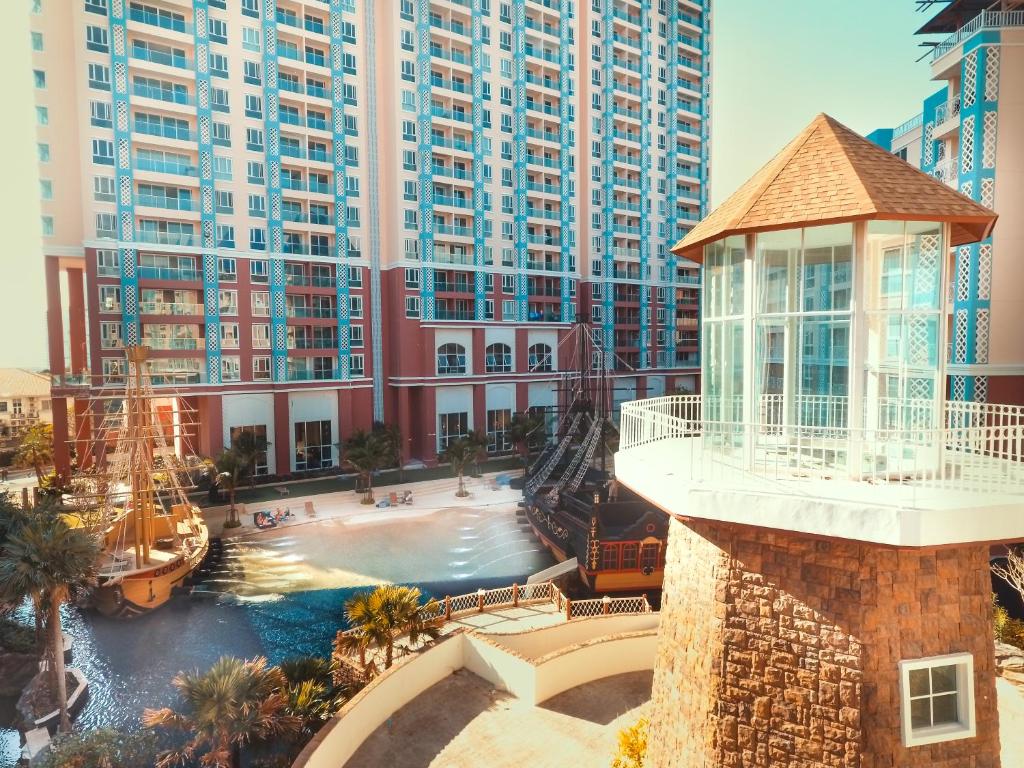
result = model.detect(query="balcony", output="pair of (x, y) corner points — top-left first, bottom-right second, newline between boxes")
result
(128, 7), (192, 34)
(931, 9), (1024, 64)
(616, 395), (1024, 546)
(136, 230), (197, 247)
(933, 96), (961, 140)
(137, 265), (200, 281)
(933, 157), (958, 190)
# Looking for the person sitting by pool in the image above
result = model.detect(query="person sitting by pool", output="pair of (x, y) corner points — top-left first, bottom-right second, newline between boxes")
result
(253, 511), (277, 529)
(402, 490), (413, 504)
(273, 507), (293, 523)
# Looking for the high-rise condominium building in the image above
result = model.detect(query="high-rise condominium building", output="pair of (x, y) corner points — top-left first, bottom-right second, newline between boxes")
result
(867, 0), (1024, 408)
(34, 0), (711, 478)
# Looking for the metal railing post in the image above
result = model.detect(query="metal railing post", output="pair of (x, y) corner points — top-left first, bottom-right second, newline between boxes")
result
(512, 583), (519, 607)
(444, 595), (451, 621)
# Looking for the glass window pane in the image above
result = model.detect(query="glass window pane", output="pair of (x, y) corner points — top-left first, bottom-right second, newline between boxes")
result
(905, 221), (943, 310)
(909, 668), (931, 697)
(931, 692), (959, 725)
(757, 228), (800, 314)
(910, 697), (932, 729)
(726, 236), (745, 316)
(931, 664), (958, 694)
(801, 223), (853, 313)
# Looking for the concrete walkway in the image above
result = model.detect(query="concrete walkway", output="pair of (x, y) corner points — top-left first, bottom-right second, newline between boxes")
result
(344, 669), (652, 768)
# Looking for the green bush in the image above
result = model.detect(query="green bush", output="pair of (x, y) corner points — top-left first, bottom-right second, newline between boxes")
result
(0, 616), (37, 654)
(38, 471), (70, 497)
(994, 601), (1024, 649)
(37, 729), (157, 768)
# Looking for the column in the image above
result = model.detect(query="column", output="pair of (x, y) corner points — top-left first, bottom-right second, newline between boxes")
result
(397, 386), (411, 468)
(66, 267), (87, 375)
(44, 257), (65, 379)
(473, 383), (486, 440)
(274, 392), (291, 475)
(420, 385), (437, 465)
(51, 397), (70, 482)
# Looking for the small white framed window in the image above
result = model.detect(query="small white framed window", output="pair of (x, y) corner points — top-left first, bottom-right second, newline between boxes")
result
(898, 653), (976, 748)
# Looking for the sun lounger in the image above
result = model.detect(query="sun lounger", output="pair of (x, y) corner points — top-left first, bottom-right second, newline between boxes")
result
(253, 511), (277, 530)
(275, 486), (290, 497)
(389, 491), (399, 504)
(304, 500), (316, 518)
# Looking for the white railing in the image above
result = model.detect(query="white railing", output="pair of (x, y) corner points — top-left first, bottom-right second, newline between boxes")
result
(933, 157), (958, 189)
(620, 395), (1024, 496)
(934, 96), (962, 126)
(337, 581), (652, 642)
(932, 10), (1024, 61)
(892, 113), (923, 139)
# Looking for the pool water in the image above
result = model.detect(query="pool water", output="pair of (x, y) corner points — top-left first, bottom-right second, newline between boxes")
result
(0, 503), (552, 763)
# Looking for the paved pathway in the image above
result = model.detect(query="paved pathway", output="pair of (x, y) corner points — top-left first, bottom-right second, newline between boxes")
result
(344, 669), (652, 768)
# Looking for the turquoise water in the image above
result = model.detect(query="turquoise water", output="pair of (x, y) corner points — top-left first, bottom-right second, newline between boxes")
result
(0, 503), (552, 762)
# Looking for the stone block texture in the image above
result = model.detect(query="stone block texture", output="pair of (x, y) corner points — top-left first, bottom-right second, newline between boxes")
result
(646, 517), (1000, 768)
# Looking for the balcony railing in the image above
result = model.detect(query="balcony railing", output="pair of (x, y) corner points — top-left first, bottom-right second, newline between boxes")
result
(619, 395), (1024, 502)
(137, 265), (200, 281)
(932, 10), (1024, 61)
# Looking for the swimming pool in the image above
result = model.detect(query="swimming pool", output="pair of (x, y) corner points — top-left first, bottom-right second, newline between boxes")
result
(0, 501), (552, 761)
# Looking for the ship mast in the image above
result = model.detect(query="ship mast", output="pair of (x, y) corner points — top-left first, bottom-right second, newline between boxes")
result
(127, 346), (153, 566)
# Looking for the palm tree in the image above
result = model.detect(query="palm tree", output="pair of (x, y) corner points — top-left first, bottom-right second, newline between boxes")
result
(0, 510), (99, 732)
(230, 429), (269, 489)
(507, 411), (546, 474)
(343, 430), (391, 504)
(377, 422), (405, 482)
(440, 436), (476, 497)
(466, 429), (488, 477)
(334, 585), (442, 673)
(16, 423), (54, 485)
(213, 449), (246, 528)
(277, 656), (345, 739)
(143, 656), (300, 768)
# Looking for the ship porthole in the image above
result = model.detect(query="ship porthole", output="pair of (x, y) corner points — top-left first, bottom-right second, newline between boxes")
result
(645, 523), (656, 534)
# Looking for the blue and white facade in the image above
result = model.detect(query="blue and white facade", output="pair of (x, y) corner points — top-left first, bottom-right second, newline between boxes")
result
(35, 0), (712, 474)
(868, 5), (1024, 409)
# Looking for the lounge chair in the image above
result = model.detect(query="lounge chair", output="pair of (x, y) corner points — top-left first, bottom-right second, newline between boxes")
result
(304, 500), (316, 518)
(275, 486), (290, 497)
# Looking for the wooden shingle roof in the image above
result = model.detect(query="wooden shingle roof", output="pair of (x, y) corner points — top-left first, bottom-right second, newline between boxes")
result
(673, 113), (997, 261)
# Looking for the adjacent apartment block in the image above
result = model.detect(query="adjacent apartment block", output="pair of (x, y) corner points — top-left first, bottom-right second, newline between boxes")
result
(867, 0), (1024, 408)
(0, 370), (53, 452)
(33, 0), (711, 478)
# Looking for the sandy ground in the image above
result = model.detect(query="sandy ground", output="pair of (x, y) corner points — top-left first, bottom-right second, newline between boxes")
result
(344, 669), (652, 768)
(202, 471), (523, 538)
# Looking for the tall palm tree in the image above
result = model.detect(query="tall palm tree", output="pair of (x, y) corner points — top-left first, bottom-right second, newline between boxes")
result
(507, 411), (546, 473)
(230, 429), (269, 489)
(334, 585), (442, 673)
(439, 436), (476, 497)
(16, 423), (54, 485)
(343, 430), (391, 504)
(213, 449), (246, 527)
(143, 656), (300, 768)
(0, 510), (99, 732)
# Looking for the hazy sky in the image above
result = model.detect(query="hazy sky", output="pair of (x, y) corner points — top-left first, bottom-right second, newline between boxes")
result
(0, 0), (942, 370)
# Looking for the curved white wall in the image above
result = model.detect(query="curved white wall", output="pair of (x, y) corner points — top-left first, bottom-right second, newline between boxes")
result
(489, 613), (659, 660)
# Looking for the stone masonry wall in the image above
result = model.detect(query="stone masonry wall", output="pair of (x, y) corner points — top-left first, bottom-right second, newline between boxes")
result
(646, 517), (1001, 768)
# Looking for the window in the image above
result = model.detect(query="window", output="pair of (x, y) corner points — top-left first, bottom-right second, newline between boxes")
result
(437, 343), (466, 375)
(485, 342), (512, 373)
(31, 32), (43, 51)
(209, 53), (229, 78)
(502, 300), (515, 321)
(92, 139), (114, 165)
(251, 291), (270, 316)
(36, 106), (48, 125)
(252, 356), (271, 381)
(100, 321), (122, 349)
(294, 420), (333, 471)
(502, 274), (515, 294)
(349, 354), (364, 377)
(90, 101), (111, 127)
(250, 260), (269, 283)
(486, 409), (512, 453)
(218, 257), (237, 282)
(208, 18), (227, 43)
(241, 0), (259, 18)
(252, 324), (270, 349)
(220, 323), (240, 349)
(229, 425), (268, 474)
(215, 190), (233, 214)
(218, 289), (238, 315)
(212, 122), (231, 146)
(33, 70), (45, 88)
(221, 356), (240, 382)
(87, 63), (110, 90)
(85, 25), (107, 51)
(405, 296), (421, 318)
(438, 411), (468, 451)
(349, 295), (363, 319)
(899, 654), (976, 747)
(41, 216), (54, 236)
(529, 342), (553, 372)
(350, 324), (364, 348)
(348, 267), (362, 287)
(39, 180), (53, 200)
(95, 213), (116, 238)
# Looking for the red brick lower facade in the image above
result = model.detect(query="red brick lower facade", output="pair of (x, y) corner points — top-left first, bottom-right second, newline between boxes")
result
(647, 517), (1001, 768)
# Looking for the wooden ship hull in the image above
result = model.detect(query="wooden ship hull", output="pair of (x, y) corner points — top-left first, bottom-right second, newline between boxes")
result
(519, 319), (669, 595)
(69, 346), (210, 618)
(524, 476), (667, 593)
(94, 505), (209, 618)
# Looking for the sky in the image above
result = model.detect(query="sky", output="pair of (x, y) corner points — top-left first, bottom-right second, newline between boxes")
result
(0, 0), (943, 370)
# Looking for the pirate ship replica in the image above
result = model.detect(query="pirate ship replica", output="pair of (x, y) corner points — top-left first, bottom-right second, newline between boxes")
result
(67, 346), (208, 617)
(522, 320), (668, 593)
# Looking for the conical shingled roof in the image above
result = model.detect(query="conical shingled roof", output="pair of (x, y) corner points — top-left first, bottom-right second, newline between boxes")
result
(673, 113), (997, 261)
